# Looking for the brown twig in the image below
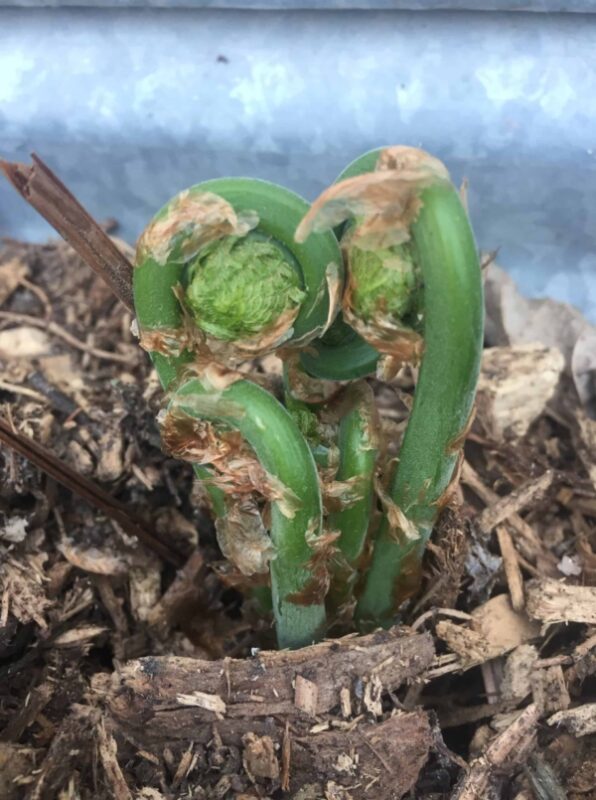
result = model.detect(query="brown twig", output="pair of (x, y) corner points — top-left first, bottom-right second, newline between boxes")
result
(462, 461), (558, 572)
(0, 154), (134, 310)
(452, 704), (540, 800)
(476, 469), (554, 536)
(496, 525), (525, 611)
(0, 416), (184, 567)
(0, 309), (133, 364)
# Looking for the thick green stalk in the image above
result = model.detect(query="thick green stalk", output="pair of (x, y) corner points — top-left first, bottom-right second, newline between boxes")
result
(327, 382), (378, 610)
(133, 178), (341, 648)
(300, 315), (379, 380)
(356, 179), (483, 625)
(296, 147), (483, 627)
(168, 377), (325, 649)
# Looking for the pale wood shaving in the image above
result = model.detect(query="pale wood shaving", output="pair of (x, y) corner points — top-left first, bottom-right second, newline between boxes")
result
(176, 691), (227, 717)
(548, 703), (596, 737)
(295, 674), (319, 716)
(526, 579), (596, 625)
(477, 345), (564, 440)
(53, 625), (108, 647)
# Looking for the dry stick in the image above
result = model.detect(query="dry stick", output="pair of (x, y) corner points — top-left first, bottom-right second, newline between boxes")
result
(0, 154), (134, 311)
(496, 525), (525, 611)
(0, 157), (186, 566)
(476, 469), (554, 535)
(462, 461), (558, 571)
(0, 416), (183, 567)
(452, 703), (540, 800)
(0, 310), (132, 365)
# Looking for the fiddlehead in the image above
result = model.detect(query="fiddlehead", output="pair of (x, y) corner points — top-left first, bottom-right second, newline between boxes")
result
(133, 178), (343, 648)
(296, 146), (484, 627)
(134, 178), (343, 382)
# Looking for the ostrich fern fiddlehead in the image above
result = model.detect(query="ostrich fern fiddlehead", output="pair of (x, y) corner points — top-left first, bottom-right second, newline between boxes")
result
(134, 178), (343, 648)
(297, 146), (484, 627)
(133, 149), (483, 645)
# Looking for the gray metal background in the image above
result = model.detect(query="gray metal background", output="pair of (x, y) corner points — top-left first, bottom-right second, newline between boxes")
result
(1, 5), (595, 320)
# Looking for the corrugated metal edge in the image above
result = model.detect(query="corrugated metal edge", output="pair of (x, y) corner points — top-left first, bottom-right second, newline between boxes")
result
(0, 0), (595, 12)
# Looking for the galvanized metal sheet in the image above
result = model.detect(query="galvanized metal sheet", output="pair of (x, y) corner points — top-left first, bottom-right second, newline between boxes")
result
(1, 8), (595, 319)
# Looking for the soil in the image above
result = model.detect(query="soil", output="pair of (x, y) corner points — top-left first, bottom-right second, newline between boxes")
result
(1, 160), (596, 799)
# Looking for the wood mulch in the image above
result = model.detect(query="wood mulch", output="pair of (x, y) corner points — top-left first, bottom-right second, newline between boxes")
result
(0, 158), (595, 799)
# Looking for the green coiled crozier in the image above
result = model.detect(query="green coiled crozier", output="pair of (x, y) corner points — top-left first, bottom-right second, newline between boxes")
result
(296, 146), (484, 628)
(133, 178), (343, 648)
(357, 175), (483, 625)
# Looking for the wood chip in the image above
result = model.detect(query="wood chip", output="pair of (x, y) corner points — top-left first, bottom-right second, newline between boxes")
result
(53, 625), (107, 647)
(0, 679), (54, 742)
(340, 687), (352, 719)
(171, 741), (195, 789)
(0, 555), (51, 629)
(437, 595), (540, 670)
(0, 327), (52, 358)
(435, 622), (502, 670)
(531, 665), (570, 714)
(477, 345), (564, 440)
(294, 674), (319, 716)
(128, 565), (161, 624)
(96, 718), (133, 800)
(526, 579), (596, 625)
(548, 703), (596, 737)
(26, 708), (97, 800)
(472, 595), (539, 643)
(500, 645), (538, 702)
(242, 733), (280, 780)
(462, 462), (557, 572)
(176, 691), (227, 717)
(452, 704), (540, 800)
